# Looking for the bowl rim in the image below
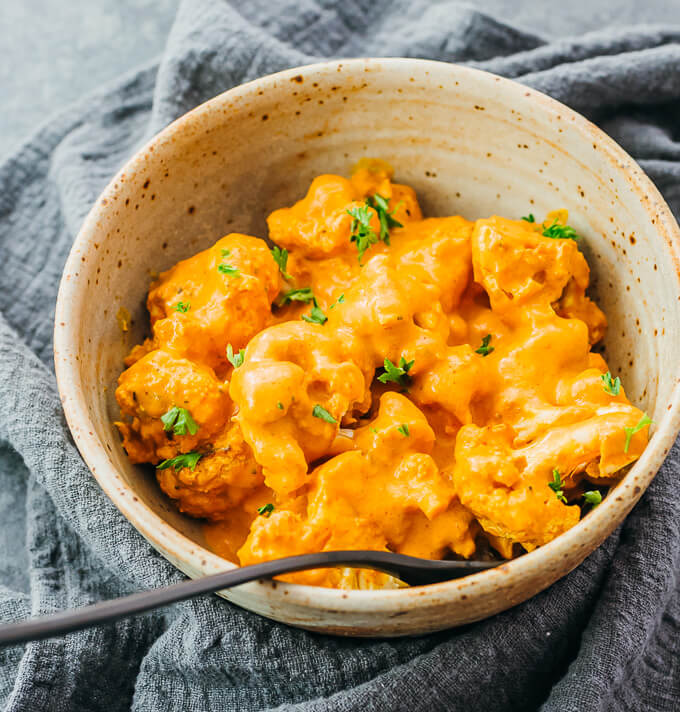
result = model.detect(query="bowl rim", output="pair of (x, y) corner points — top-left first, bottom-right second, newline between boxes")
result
(54, 57), (680, 612)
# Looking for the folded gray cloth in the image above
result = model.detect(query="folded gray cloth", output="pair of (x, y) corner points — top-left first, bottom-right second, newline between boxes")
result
(0, 1), (679, 710)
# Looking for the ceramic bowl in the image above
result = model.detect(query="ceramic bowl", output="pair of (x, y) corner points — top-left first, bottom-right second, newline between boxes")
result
(54, 58), (680, 636)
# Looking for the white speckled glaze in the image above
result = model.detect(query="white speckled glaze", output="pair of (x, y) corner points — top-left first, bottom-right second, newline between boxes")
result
(54, 59), (680, 637)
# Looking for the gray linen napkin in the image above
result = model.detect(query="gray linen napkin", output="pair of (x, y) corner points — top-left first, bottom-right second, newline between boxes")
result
(0, 1), (678, 710)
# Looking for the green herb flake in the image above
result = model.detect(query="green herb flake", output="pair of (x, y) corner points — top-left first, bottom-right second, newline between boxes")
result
(277, 402), (284, 410)
(583, 490), (602, 507)
(370, 427), (379, 434)
(301, 299), (327, 325)
(227, 344), (245, 368)
(377, 356), (414, 387)
(218, 247), (240, 274)
(475, 334), (494, 356)
(277, 286), (314, 306)
(548, 468), (567, 504)
(366, 193), (403, 244)
(624, 413), (653, 453)
(257, 503), (275, 517)
(312, 404), (337, 424)
(174, 301), (191, 313)
(218, 262), (240, 277)
(601, 371), (621, 396)
(522, 214), (535, 223)
(347, 204), (379, 262)
(160, 406), (180, 432)
(156, 451), (202, 471)
(330, 294), (345, 309)
(161, 406), (199, 436)
(541, 220), (580, 241)
(270, 245), (292, 280)
(347, 194), (402, 262)
(397, 423), (410, 437)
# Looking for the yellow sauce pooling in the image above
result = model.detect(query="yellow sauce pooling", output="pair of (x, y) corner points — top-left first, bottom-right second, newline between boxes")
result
(115, 163), (650, 589)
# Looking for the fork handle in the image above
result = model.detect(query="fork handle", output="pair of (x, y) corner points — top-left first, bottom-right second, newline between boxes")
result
(0, 551), (496, 645)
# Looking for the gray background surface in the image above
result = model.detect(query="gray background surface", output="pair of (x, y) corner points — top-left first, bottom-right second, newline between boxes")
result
(3, 0), (680, 161)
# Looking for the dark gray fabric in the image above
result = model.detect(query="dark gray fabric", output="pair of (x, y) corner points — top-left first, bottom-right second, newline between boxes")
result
(0, 1), (678, 710)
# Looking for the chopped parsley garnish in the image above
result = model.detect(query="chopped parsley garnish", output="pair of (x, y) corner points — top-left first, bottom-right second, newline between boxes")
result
(277, 287), (314, 306)
(174, 301), (191, 313)
(583, 490), (602, 507)
(301, 299), (327, 325)
(542, 220), (580, 241)
(227, 344), (245, 368)
(377, 356), (414, 387)
(218, 248), (240, 275)
(601, 371), (621, 396)
(475, 334), (494, 356)
(624, 413), (653, 453)
(161, 406), (199, 436)
(277, 402), (284, 410)
(347, 204), (379, 262)
(522, 214), (535, 223)
(548, 469), (567, 504)
(270, 245), (292, 280)
(347, 194), (402, 262)
(397, 423), (410, 437)
(156, 451), (202, 471)
(366, 193), (403, 244)
(329, 294), (345, 309)
(218, 261), (240, 277)
(312, 404), (337, 424)
(257, 503), (274, 517)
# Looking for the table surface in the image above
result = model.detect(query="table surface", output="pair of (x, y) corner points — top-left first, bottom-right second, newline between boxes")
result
(2, 0), (680, 161)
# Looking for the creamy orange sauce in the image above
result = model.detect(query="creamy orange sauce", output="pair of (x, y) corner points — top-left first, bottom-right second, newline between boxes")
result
(115, 161), (650, 589)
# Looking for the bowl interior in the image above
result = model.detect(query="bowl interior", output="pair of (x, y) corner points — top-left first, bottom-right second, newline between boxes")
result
(58, 59), (680, 593)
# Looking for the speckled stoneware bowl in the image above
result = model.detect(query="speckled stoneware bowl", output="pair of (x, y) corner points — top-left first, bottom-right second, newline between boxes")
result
(54, 58), (680, 637)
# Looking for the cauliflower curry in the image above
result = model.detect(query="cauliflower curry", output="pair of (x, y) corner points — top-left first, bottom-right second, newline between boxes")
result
(115, 160), (651, 588)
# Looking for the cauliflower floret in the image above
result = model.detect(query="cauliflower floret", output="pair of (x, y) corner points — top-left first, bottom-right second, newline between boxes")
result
(409, 345), (487, 426)
(156, 423), (266, 521)
(267, 168), (421, 261)
(229, 321), (369, 495)
(147, 233), (279, 371)
(115, 349), (231, 464)
(472, 215), (587, 314)
(390, 216), (472, 312)
(452, 399), (648, 552)
(267, 175), (360, 258)
(238, 393), (475, 588)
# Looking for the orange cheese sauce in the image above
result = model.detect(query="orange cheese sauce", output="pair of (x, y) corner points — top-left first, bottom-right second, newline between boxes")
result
(115, 160), (650, 589)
